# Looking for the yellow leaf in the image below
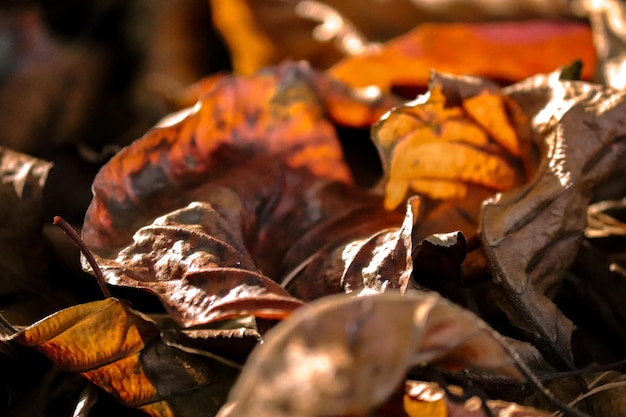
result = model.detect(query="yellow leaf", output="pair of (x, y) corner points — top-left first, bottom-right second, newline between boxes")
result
(404, 381), (447, 417)
(373, 82), (526, 210)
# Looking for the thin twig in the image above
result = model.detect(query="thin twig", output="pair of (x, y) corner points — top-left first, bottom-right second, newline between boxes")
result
(53, 216), (112, 299)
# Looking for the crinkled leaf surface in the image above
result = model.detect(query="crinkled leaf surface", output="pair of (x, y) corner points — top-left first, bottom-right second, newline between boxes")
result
(480, 72), (626, 366)
(282, 197), (418, 300)
(330, 21), (596, 92)
(371, 68), (626, 369)
(0, 147), (61, 324)
(372, 72), (533, 216)
(2, 298), (240, 417)
(81, 62), (400, 327)
(95, 201), (304, 327)
(217, 291), (523, 417)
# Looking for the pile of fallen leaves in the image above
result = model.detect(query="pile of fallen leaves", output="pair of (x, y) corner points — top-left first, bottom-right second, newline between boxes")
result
(4, 2), (626, 417)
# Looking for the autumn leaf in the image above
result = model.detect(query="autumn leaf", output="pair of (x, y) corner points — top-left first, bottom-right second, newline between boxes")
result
(1, 298), (241, 417)
(372, 65), (626, 369)
(371, 72), (532, 215)
(217, 291), (524, 417)
(480, 71), (626, 367)
(81, 62), (399, 326)
(330, 20), (596, 92)
(282, 197), (417, 300)
(92, 201), (305, 327)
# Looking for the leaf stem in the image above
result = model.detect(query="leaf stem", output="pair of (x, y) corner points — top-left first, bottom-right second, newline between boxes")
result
(53, 216), (112, 299)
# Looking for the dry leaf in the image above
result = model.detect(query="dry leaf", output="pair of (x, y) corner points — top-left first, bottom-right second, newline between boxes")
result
(92, 201), (304, 327)
(81, 62), (398, 325)
(217, 291), (523, 417)
(2, 298), (241, 417)
(330, 20), (596, 92)
(481, 70), (626, 367)
(371, 72), (532, 212)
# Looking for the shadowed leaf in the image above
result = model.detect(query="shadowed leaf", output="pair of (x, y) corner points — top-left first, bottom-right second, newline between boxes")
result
(2, 298), (241, 417)
(480, 71), (626, 367)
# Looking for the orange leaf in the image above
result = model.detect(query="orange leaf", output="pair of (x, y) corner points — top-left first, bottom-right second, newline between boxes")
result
(372, 80), (528, 211)
(83, 62), (397, 254)
(81, 62), (399, 326)
(7, 298), (240, 417)
(330, 20), (596, 92)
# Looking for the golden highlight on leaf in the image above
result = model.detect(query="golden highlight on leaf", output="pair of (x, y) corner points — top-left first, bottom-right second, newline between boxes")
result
(373, 83), (525, 210)
(6, 298), (241, 417)
(403, 381), (447, 417)
(15, 298), (158, 367)
(10, 299), (166, 412)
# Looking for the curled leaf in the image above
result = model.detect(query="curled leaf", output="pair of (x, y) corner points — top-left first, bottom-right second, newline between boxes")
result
(3, 298), (240, 417)
(481, 72), (626, 366)
(93, 200), (304, 327)
(218, 291), (523, 417)
(372, 73), (531, 211)
(283, 197), (419, 300)
(81, 62), (399, 325)
(82, 62), (396, 256)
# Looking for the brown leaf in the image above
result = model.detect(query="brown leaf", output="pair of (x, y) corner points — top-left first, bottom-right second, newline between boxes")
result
(217, 291), (523, 417)
(81, 62), (398, 325)
(282, 197), (418, 300)
(92, 201), (304, 327)
(212, 0), (586, 75)
(3, 298), (240, 417)
(0, 147), (64, 324)
(480, 71), (626, 367)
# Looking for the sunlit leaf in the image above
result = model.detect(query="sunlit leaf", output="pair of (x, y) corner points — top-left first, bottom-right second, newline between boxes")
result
(2, 298), (241, 417)
(372, 74), (531, 211)
(330, 20), (596, 92)
(81, 62), (398, 326)
(217, 291), (524, 417)
(481, 71), (626, 367)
